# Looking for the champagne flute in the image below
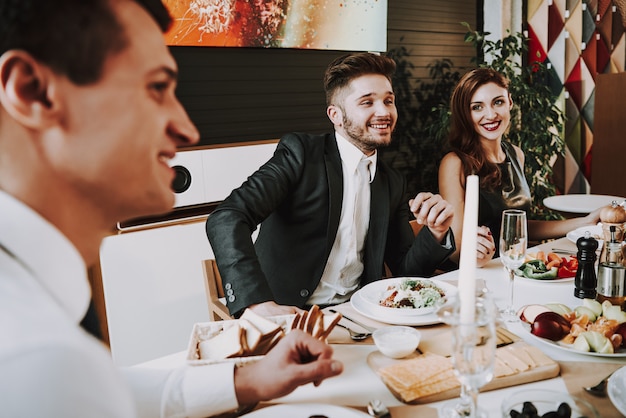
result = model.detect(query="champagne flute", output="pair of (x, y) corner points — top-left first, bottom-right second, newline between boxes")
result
(437, 293), (497, 418)
(499, 209), (528, 321)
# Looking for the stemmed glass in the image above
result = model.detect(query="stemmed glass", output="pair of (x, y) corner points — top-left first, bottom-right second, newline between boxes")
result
(499, 209), (528, 321)
(437, 293), (497, 418)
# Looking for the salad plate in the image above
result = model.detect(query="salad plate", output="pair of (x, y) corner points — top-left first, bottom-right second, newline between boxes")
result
(514, 273), (574, 284)
(350, 278), (457, 326)
(608, 366), (626, 415)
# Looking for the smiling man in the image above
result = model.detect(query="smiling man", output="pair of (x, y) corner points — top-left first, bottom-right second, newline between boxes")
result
(206, 53), (456, 318)
(0, 1), (343, 417)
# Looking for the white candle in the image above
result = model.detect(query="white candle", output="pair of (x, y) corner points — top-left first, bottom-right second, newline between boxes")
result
(458, 175), (478, 324)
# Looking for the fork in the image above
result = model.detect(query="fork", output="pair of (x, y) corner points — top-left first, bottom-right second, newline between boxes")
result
(584, 371), (614, 397)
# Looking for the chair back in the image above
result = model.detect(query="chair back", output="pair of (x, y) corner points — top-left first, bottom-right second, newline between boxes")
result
(201, 259), (232, 321)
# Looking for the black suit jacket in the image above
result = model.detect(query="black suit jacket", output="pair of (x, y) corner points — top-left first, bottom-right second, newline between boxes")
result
(206, 132), (454, 315)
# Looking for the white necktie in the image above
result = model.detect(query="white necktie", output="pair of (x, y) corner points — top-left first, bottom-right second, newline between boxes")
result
(354, 159), (372, 241)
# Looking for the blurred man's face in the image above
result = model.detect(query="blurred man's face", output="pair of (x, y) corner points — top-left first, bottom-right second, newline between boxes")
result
(49, 0), (199, 222)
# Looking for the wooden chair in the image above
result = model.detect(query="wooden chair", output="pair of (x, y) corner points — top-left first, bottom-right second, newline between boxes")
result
(201, 259), (232, 321)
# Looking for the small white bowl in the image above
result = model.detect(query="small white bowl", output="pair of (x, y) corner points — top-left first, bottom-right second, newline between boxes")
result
(372, 326), (421, 359)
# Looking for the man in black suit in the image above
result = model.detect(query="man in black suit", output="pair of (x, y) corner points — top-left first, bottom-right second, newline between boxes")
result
(206, 53), (455, 317)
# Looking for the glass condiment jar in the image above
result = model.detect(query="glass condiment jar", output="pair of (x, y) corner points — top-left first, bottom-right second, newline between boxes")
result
(596, 226), (626, 309)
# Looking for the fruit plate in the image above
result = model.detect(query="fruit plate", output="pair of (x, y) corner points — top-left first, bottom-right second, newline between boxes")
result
(519, 322), (626, 358)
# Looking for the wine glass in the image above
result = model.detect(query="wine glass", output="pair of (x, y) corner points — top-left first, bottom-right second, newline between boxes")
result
(499, 209), (528, 321)
(437, 293), (497, 418)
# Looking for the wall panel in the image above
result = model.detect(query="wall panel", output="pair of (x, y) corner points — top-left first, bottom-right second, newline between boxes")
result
(172, 2), (477, 147)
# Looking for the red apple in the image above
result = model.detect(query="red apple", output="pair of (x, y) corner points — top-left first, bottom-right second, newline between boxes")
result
(531, 311), (571, 341)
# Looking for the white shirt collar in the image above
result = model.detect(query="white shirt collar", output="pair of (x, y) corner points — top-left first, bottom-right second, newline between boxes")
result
(335, 132), (377, 182)
(0, 191), (90, 323)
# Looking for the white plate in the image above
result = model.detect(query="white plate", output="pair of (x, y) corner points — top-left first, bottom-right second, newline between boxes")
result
(566, 224), (603, 244)
(351, 279), (457, 326)
(544, 194), (624, 213)
(241, 403), (370, 418)
(514, 273), (575, 284)
(357, 278), (457, 317)
(520, 322), (626, 358)
(608, 366), (626, 415)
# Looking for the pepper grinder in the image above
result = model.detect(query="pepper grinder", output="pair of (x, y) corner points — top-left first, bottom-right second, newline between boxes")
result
(574, 231), (599, 299)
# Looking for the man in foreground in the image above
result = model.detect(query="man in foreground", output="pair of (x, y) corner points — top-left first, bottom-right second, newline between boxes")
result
(206, 52), (455, 318)
(0, 1), (342, 416)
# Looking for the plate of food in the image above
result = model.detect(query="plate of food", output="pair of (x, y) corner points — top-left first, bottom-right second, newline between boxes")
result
(608, 366), (626, 415)
(521, 324), (626, 358)
(516, 300), (626, 358)
(513, 252), (578, 283)
(350, 278), (457, 326)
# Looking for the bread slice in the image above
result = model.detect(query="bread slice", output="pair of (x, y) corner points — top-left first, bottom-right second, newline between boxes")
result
(319, 311), (342, 339)
(240, 309), (283, 340)
(238, 319), (263, 355)
(198, 323), (244, 360)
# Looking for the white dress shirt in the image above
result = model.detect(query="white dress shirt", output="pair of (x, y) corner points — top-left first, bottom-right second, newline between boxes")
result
(0, 191), (239, 418)
(307, 133), (377, 305)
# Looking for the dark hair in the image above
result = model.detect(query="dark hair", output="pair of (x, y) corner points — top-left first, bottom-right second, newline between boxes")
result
(448, 67), (511, 191)
(323, 52), (396, 106)
(0, 0), (172, 85)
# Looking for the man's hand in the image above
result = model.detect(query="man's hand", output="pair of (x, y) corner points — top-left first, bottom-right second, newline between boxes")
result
(233, 330), (344, 405)
(409, 192), (454, 243)
(249, 301), (305, 317)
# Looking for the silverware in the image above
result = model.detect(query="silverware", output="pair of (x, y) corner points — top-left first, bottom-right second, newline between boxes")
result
(551, 248), (577, 255)
(584, 371), (614, 397)
(336, 323), (371, 341)
(367, 399), (391, 418)
(329, 309), (376, 332)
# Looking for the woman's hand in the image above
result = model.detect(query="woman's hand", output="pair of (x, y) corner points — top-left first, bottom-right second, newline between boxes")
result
(477, 226), (496, 267)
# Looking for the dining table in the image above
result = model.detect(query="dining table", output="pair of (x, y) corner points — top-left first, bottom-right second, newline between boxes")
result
(135, 235), (626, 417)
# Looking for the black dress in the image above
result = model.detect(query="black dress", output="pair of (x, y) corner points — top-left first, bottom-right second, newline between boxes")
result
(479, 141), (532, 254)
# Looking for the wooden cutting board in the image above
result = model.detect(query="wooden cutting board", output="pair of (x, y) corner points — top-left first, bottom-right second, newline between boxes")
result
(368, 341), (560, 404)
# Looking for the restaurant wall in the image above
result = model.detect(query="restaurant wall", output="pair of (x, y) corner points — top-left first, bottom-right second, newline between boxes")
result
(527, 0), (626, 195)
(98, 1), (479, 367)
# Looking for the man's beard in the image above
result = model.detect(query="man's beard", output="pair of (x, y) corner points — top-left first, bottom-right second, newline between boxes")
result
(342, 113), (394, 153)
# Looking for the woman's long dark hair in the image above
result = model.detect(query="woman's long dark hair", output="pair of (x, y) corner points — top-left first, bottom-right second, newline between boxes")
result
(448, 68), (511, 191)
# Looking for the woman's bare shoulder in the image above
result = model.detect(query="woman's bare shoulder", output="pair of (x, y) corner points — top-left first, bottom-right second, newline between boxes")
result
(440, 151), (462, 168)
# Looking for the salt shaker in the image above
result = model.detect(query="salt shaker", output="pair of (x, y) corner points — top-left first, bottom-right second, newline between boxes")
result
(574, 232), (599, 299)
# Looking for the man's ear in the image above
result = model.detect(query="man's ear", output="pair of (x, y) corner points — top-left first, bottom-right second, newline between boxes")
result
(0, 50), (56, 129)
(327, 104), (343, 126)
